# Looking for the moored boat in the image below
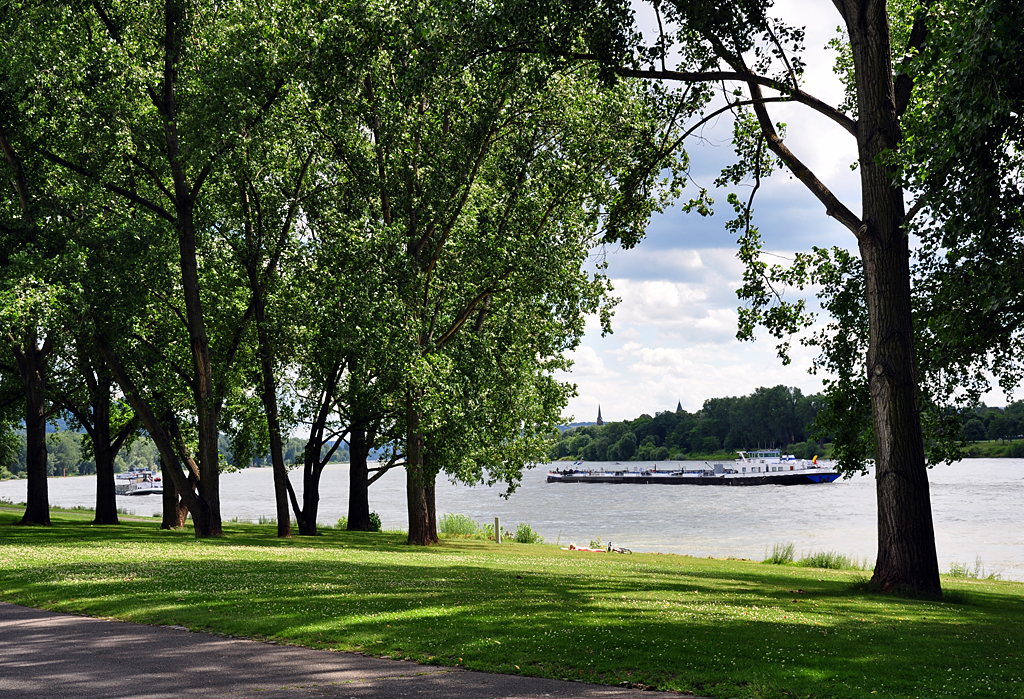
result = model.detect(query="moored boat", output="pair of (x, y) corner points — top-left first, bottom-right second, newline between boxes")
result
(115, 468), (163, 496)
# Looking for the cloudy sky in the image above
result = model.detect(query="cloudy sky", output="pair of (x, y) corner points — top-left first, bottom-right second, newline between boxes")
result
(562, 0), (870, 423)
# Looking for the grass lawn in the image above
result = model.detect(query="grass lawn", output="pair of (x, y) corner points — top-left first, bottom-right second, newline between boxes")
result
(1, 510), (1021, 698)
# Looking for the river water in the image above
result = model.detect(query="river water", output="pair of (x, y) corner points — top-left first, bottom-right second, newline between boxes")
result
(2, 459), (1022, 581)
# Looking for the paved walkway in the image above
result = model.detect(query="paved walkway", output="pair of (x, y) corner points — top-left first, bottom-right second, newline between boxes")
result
(0, 603), (695, 698)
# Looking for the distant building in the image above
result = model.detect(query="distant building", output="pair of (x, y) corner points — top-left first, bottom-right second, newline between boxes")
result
(596, 405), (604, 426)
(676, 401), (683, 413)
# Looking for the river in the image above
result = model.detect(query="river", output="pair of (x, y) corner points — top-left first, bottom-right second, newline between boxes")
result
(2, 458), (1022, 581)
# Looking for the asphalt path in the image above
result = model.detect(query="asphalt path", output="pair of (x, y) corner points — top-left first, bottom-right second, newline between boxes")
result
(0, 602), (701, 699)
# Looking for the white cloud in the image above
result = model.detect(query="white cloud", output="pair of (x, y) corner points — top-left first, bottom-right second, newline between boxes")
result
(567, 331), (824, 422)
(565, 345), (614, 379)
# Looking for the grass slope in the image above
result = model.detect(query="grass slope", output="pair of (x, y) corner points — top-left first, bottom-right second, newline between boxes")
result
(1, 511), (1021, 698)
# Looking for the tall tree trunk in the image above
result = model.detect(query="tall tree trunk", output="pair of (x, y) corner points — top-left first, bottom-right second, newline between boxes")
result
(843, 0), (941, 595)
(92, 416), (118, 526)
(254, 291), (291, 538)
(347, 422), (372, 530)
(269, 421), (291, 539)
(298, 459), (323, 536)
(160, 457), (189, 530)
(162, 0), (222, 536)
(288, 365), (342, 536)
(405, 398), (438, 545)
(90, 367), (119, 525)
(176, 201), (222, 538)
(19, 339), (49, 526)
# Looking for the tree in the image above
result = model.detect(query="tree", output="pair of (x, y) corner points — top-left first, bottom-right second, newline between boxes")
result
(902, 0), (1024, 411)
(963, 418), (985, 444)
(11, 0), (320, 537)
(329, 1), (686, 545)
(45, 431), (84, 477)
(509, 0), (958, 590)
(51, 338), (139, 524)
(216, 119), (316, 538)
(659, 0), (940, 594)
(986, 415), (1010, 444)
(610, 432), (638, 460)
(0, 422), (20, 480)
(0, 6), (76, 524)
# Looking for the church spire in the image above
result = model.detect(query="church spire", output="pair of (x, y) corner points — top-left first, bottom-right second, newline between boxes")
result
(596, 405), (604, 426)
(676, 401), (683, 413)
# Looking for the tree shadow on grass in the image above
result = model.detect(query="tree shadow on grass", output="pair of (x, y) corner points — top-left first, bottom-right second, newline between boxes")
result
(2, 517), (1022, 697)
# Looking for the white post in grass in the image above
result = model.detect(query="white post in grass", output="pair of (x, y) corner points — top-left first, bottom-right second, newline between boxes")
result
(495, 517), (501, 544)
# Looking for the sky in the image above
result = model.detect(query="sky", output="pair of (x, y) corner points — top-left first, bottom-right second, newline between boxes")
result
(561, 0), (875, 423)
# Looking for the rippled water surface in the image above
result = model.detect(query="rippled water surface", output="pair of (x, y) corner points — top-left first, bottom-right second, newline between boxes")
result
(3, 458), (1022, 581)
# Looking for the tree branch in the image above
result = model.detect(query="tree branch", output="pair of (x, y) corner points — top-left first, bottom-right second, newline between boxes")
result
(129, 155), (176, 206)
(0, 124), (31, 218)
(499, 45), (856, 135)
(745, 81), (864, 237)
(88, 2), (163, 109)
(433, 289), (493, 349)
(111, 416), (141, 455)
(894, 0), (934, 117)
(38, 149), (176, 223)
(262, 150), (314, 286)
(193, 79), (286, 199)
(616, 67), (858, 137)
(213, 297), (257, 410)
(284, 474), (303, 520)
(151, 289), (189, 332)
(904, 195), (928, 226)
(131, 333), (194, 386)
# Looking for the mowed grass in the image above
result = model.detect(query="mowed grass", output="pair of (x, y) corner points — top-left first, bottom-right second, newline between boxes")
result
(1, 511), (1022, 698)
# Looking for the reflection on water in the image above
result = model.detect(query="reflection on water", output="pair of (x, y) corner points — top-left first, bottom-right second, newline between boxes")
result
(3, 458), (1023, 581)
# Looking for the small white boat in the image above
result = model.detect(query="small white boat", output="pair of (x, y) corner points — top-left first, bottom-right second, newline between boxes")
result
(115, 469), (163, 496)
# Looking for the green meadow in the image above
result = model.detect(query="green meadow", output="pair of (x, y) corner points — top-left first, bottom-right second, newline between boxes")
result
(1, 509), (1021, 699)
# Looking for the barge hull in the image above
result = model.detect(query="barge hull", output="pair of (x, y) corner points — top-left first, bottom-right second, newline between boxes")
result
(546, 473), (840, 486)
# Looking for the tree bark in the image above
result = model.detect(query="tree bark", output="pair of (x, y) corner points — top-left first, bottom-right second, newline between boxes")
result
(18, 337), (49, 526)
(160, 457), (189, 529)
(405, 398), (438, 545)
(406, 467), (438, 545)
(86, 364), (128, 525)
(297, 459), (323, 536)
(253, 286), (291, 538)
(176, 203), (222, 537)
(841, 0), (941, 595)
(91, 404), (119, 526)
(347, 422), (372, 530)
(162, 3), (222, 537)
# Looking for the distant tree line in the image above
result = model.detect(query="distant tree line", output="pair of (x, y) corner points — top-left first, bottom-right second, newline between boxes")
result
(550, 390), (1024, 463)
(962, 404), (1024, 446)
(549, 386), (825, 462)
